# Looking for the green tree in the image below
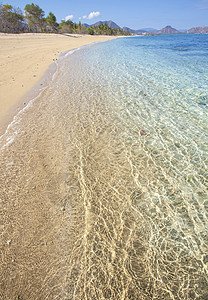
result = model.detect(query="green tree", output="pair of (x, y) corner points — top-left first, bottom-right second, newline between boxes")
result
(24, 3), (45, 32)
(73, 22), (78, 31)
(0, 4), (24, 33)
(46, 12), (57, 26)
(79, 24), (88, 34)
(46, 12), (58, 32)
(78, 21), (82, 32)
(87, 27), (94, 35)
(58, 19), (74, 33)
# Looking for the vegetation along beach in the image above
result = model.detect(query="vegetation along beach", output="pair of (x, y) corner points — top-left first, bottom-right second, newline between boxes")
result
(0, 1), (208, 299)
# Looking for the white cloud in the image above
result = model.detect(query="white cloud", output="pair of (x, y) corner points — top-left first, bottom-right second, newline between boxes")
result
(65, 15), (74, 21)
(88, 11), (100, 19)
(82, 11), (100, 20)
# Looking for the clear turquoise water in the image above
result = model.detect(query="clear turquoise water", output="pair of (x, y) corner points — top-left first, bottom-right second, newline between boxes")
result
(1, 34), (208, 298)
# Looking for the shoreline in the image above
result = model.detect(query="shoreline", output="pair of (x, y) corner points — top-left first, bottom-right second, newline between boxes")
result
(0, 33), (117, 136)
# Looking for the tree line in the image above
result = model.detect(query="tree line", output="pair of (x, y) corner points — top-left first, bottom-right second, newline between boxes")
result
(0, 3), (131, 36)
(87, 23), (131, 36)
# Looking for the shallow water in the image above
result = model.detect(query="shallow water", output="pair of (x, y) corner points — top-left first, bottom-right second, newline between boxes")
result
(0, 35), (208, 299)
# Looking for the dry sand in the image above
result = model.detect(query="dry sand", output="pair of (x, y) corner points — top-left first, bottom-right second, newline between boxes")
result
(0, 33), (116, 135)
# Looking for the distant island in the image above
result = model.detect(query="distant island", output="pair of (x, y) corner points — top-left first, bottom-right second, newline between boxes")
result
(155, 25), (208, 34)
(156, 25), (180, 34)
(186, 26), (208, 34)
(0, 3), (208, 35)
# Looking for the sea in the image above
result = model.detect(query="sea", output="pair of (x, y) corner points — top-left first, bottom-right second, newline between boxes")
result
(0, 34), (208, 299)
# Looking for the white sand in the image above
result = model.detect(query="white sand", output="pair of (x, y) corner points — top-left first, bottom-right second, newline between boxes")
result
(0, 33), (116, 134)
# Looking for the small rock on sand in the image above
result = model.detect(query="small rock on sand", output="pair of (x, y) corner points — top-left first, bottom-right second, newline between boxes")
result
(140, 130), (147, 136)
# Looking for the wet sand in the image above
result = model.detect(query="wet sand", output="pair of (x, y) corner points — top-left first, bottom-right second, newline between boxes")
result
(0, 33), (116, 135)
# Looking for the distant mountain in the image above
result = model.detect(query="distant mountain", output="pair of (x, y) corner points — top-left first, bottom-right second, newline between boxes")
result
(156, 25), (180, 34)
(92, 20), (120, 29)
(84, 21), (145, 34)
(124, 25), (181, 35)
(122, 27), (146, 34)
(84, 21), (146, 34)
(186, 26), (208, 34)
(139, 27), (158, 32)
(122, 26), (133, 33)
(82, 23), (90, 28)
(83, 21), (208, 36)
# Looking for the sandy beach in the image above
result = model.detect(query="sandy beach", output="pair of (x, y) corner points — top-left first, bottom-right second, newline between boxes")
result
(0, 33), (116, 135)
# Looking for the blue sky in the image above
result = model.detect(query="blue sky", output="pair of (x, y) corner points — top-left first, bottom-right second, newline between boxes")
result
(8, 0), (208, 29)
